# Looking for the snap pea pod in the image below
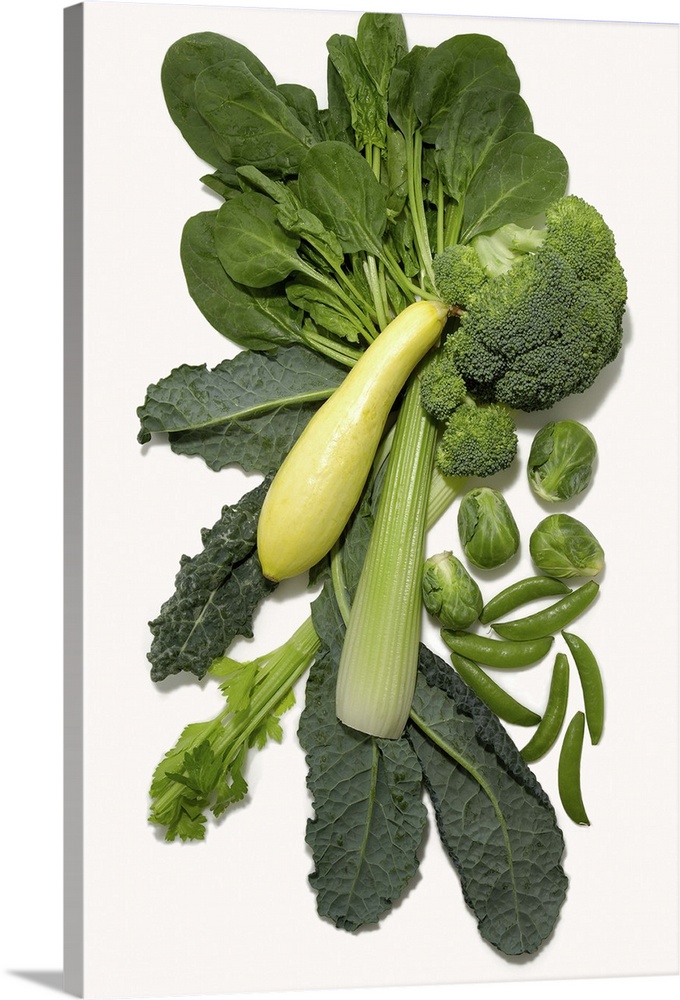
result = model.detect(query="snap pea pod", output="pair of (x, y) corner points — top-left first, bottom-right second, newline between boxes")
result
(490, 581), (599, 641)
(449, 651), (542, 727)
(441, 629), (554, 668)
(479, 575), (571, 626)
(562, 630), (604, 745)
(520, 652), (570, 762)
(558, 711), (590, 826)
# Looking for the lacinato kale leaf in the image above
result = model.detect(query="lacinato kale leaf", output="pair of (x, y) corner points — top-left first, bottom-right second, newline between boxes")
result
(147, 478), (275, 681)
(298, 582), (427, 931)
(408, 644), (568, 955)
(137, 344), (345, 474)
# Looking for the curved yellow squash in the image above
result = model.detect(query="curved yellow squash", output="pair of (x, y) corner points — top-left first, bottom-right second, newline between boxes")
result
(257, 299), (449, 581)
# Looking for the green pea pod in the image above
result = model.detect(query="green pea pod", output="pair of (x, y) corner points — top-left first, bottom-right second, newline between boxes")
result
(558, 711), (590, 826)
(490, 581), (599, 640)
(521, 652), (570, 762)
(450, 651), (542, 727)
(441, 629), (554, 668)
(479, 575), (571, 626)
(562, 630), (604, 745)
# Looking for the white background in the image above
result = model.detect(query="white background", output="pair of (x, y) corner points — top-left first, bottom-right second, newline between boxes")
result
(1, 1), (679, 1000)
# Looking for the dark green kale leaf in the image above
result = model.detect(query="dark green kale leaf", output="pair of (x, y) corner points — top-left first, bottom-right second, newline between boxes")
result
(408, 644), (569, 955)
(298, 583), (427, 931)
(137, 344), (345, 474)
(147, 478), (275, 682)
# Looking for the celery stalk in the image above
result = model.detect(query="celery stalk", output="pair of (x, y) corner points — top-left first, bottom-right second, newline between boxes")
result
(335, 373), (438, 738)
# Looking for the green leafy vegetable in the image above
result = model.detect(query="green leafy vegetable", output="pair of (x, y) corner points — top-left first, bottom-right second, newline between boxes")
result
(408, 645), (568, 955)
(194, 58), (316, 175)
(137, 345), (347, 473)
(147, 479), (275, 681)
(180, 211), (305, 350)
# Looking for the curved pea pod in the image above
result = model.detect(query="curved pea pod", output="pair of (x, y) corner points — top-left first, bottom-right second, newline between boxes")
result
(562, 630), (605, 744)
(441, 629), (554, 669)
(491, 581), (599, 641)
(479, 575), (571, 626)
(521, 652), (570, 762)
(558, 711), (591, 825)
(450, 652), (541, 727)
(257, 299), (449, 581)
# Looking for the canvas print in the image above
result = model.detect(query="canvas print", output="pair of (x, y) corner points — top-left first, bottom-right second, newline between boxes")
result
(64, 3), (679, 997)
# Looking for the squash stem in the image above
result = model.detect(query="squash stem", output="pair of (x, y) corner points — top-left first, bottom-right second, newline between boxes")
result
(335, 371), (438, 738)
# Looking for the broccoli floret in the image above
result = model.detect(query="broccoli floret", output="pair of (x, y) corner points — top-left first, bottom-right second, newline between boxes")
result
(432, 244), (488, 307)
(447, 195), (627, 412)
(420, 338), (468, 421)
(436, 402), (518, 479)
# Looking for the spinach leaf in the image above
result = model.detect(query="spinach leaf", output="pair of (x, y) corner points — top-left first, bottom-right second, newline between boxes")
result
(285, 283), (366, 343)
(297, 141), (387, 255)
(194, 59), (315, 176)
(326, 33), (387, 151)
(461, 132), (569, 240)
(137, 345), (345, 473)
(200, 167), (241, 200)
(385, 128), (409, 217)
(214, 191), (303, 287)
(356, 12), (408, 98)
(278, 83), (325, 142)
(415, 34), (521, 143)
(180, 211), (304, 350)
(408, 645), (568, 955)
(147, 479), (275, 682)
(326, 12), (408, 152)
(321, 56), (354, 143)
(389, 45), (431, 140)
(435, 88), (534, 203)
(299, 583), (427, 931)
(161, 31), (276, 171)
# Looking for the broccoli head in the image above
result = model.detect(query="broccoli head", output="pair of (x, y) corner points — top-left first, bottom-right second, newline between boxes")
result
(435, 195), (627, 412)
(436, 401), (518, 479)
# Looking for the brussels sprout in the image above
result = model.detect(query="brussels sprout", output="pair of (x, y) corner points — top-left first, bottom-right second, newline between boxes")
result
(421, 551), (483, 629)
(527, 419), (597, 502)
(529, 513), (604, 578)
(457, 488), (520, 569)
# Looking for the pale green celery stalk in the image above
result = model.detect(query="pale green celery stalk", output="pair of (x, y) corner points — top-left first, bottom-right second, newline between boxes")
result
(335, 371), (438, 739)
(427, 466), (466, 527)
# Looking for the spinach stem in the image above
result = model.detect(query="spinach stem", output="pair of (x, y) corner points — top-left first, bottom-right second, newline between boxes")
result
(405, 131), (435, 287)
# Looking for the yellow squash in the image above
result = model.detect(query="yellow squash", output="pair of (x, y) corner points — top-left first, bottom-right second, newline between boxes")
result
(257, 299), (449, 581)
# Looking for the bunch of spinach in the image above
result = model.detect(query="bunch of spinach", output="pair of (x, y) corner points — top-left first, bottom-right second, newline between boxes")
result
(139, 12), (570, 953)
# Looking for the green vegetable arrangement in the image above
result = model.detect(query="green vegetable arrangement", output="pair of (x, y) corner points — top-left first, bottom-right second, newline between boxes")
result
(138, 12), (627, 955)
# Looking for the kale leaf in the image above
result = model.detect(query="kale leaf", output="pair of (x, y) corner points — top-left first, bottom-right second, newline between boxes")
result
(147, 478), (275, 681)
